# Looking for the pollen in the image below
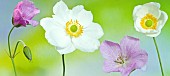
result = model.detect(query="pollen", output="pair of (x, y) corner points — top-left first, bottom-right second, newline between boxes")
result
(65, 19), (83, 37)
(140, 13), (158, 30)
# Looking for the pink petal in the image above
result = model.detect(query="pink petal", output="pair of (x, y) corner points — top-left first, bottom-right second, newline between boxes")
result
(120, 63), (136, 76)
(120, 36), (140, 56)
(100, 40), (121, 60)
(103, 59), (120, 73)
(27, 20), (39, 26)
(21, 0), (40, 19)
(23, 7), (40, 19)
(15, 1), (23, 9)
(13, 9), (22, 22)
(129, 49), (148, 69)
(13, 9), (27, 27)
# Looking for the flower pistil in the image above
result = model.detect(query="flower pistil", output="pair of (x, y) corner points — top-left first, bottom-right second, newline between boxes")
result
(65, 19), (83, 37)
(140, 13), (158, 30)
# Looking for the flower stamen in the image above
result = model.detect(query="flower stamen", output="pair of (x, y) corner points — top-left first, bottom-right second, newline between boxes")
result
(140, 13), (158, 30)
(65, 19), (83, 37)
(114, 56), (127, 64)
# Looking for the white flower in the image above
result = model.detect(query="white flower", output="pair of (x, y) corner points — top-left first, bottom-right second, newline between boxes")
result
(133, 2), (168, 37)
(40, 1), (104, 54)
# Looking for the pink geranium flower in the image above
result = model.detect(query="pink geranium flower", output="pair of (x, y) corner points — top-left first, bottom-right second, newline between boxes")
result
(100, 36), (148, 76)
(12, 0), (40, 27)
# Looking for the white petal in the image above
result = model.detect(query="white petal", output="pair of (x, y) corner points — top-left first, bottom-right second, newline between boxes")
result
(72, 35), (100, 52)
(145, 31), (161, 37)
(56, 43), (76, 54)
(77, 9), (93, 28)
(53, 0), (68, 15)
(45, 28), (71, 48)
(133, 5), (142, 20)
(53, 0), (70, 24)
(134, 21), (140, 32)
(71, 5), (84, 20)
(144, 2), (161, 19)
(147, 2), (160, 8)
(135, 2), (161, 19)
(134, 18), (149, 33)
(157, 11), (168, 31)
(83, 22), (104, 39)
(40, 18), (63, 31)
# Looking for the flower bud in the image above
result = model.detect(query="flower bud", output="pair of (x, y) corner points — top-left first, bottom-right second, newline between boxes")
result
(23, 46), (32, 61)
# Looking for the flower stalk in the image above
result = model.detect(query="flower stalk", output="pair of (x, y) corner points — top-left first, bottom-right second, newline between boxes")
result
(13, 40), (26, 57)
(62, 54), (65, 76)
(7, 26), (32, 76)
(153, 37), (164, 76)
(8, 27), (14, 57)
(11, 58), (17, 76)
(8, 26), (17, 76)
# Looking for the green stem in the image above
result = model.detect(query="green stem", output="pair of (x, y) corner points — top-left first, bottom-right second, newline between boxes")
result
(11, 58), (17, 76)
(62, 54), (65, 76)
(8, 26), (17, 76)
(153, 37), (164, 76)
(8, 26), (14, 57)
(13, 41), (20, 58)
(13, 40), (26, 57)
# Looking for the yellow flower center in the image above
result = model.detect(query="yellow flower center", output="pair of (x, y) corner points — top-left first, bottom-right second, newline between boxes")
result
(65, 19), (83, 37)
(140, 13), (158, 30)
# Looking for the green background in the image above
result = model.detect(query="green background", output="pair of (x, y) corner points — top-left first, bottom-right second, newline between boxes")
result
(0, 0), (170, 76)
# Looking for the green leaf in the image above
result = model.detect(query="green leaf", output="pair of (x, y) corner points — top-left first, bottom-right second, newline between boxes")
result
(23, 46), (32, 61)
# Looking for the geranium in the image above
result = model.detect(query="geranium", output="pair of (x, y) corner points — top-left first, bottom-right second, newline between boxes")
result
(100, 36), (148, 76)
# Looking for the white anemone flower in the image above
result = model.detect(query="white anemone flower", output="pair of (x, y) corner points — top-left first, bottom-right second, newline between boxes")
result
(40, 1), (104, 54)
(133, 2), (168, 37)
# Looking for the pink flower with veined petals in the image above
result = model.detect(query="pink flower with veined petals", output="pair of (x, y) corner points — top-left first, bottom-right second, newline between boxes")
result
(12, 0), (40, 27)
(100, 36), (148, 76)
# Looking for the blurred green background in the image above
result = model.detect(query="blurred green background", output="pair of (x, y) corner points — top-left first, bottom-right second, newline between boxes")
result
(0, 0), (170, 76)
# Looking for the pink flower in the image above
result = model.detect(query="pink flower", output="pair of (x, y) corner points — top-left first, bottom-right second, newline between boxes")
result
(100, 36), (148, 76)
(12, 0), (40, 27)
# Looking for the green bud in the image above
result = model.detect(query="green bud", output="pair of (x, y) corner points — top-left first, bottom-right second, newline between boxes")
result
(23, 46), (32, 61)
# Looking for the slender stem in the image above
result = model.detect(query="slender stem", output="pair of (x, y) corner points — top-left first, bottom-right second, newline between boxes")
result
(13, 41), (20, 58)
(153, 37), (164, 76)
(11, 58), (17, 76)
(8, 26), (17, 76)
(62, 54), (65, 76)
(8, 26), (15, 57)
(13, 40), (26, 57)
